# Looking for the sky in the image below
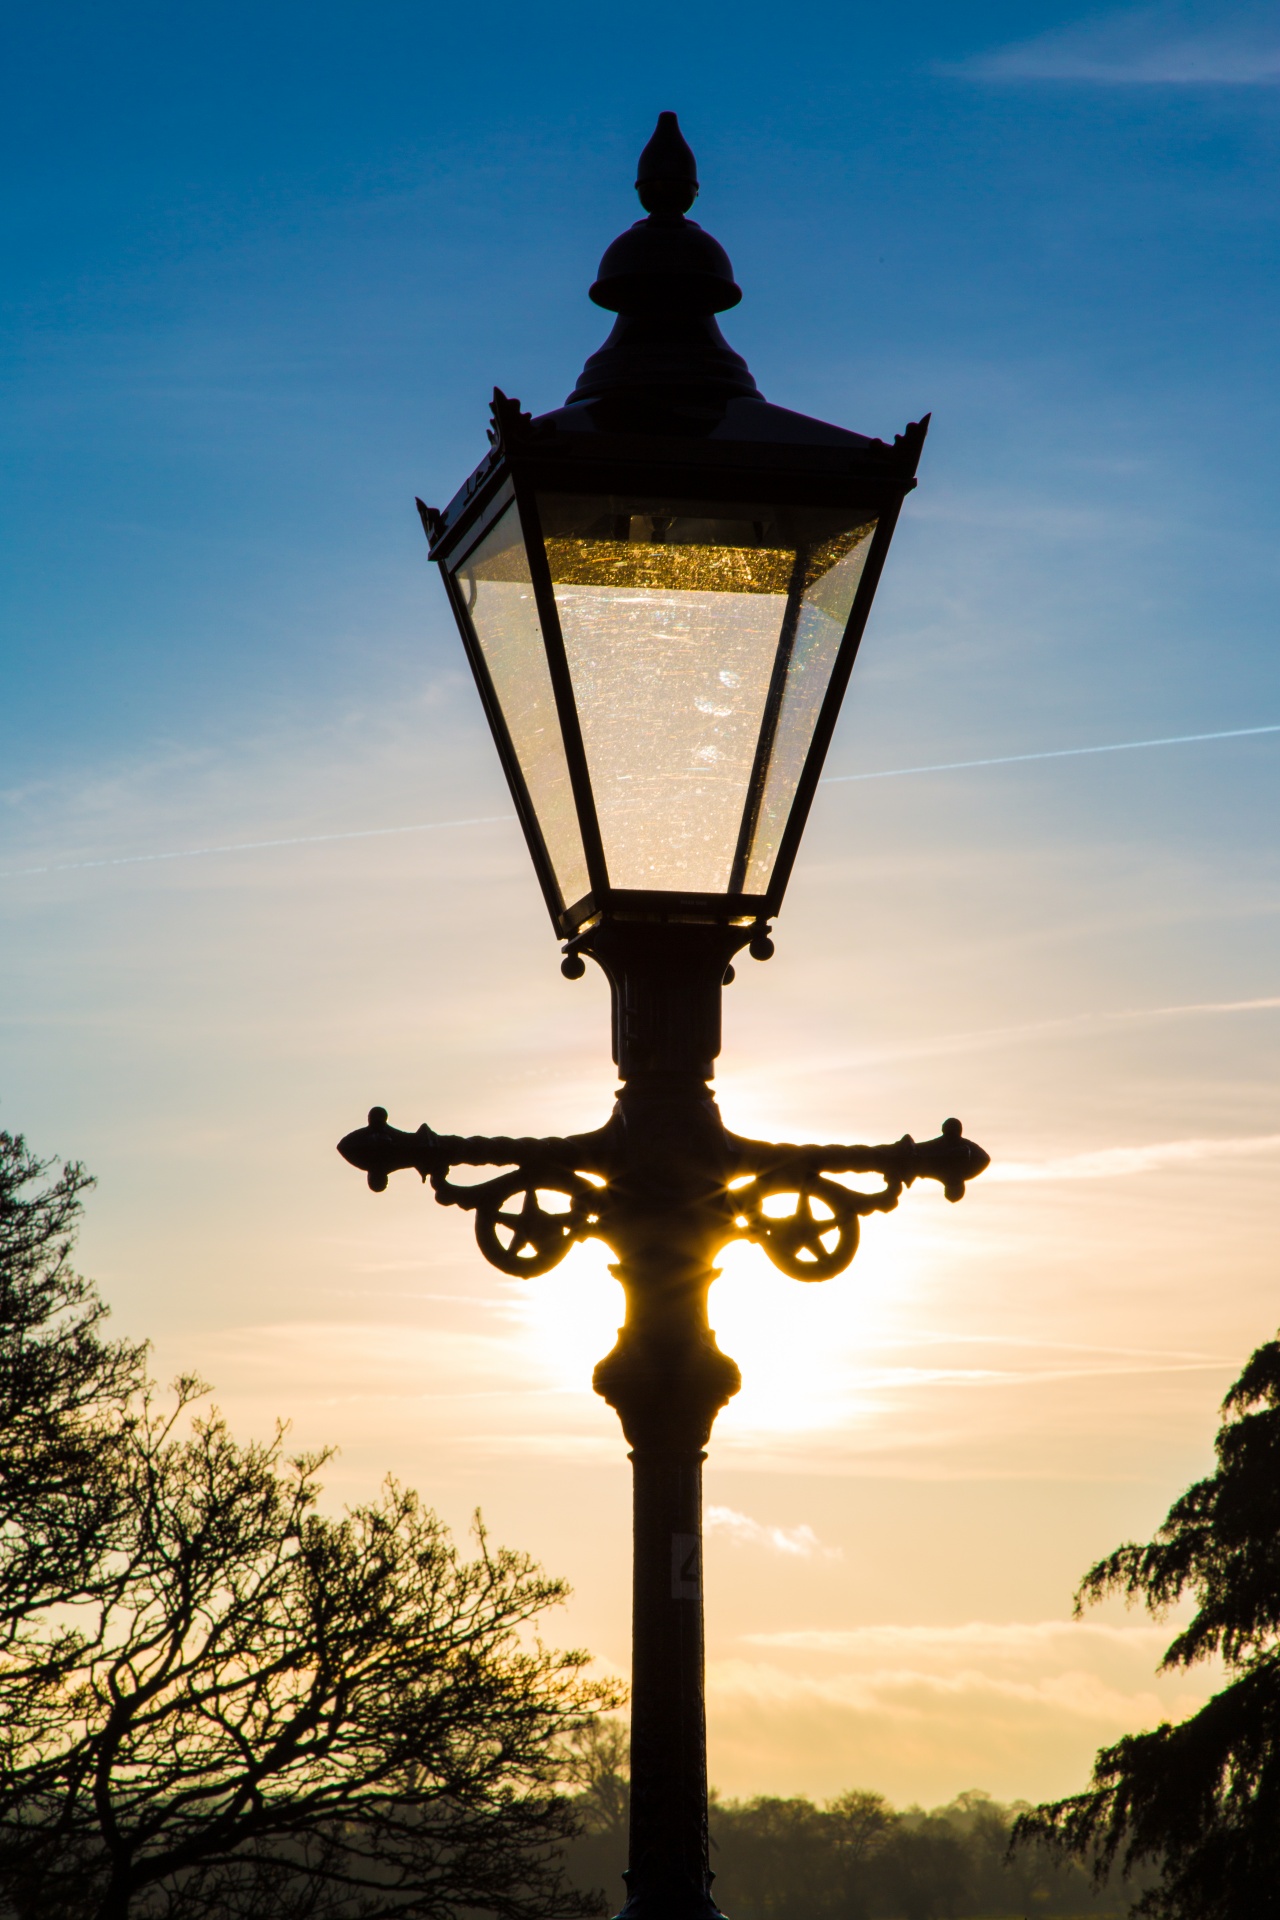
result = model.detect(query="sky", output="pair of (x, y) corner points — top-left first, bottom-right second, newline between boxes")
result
(2, 0), (1280, 1818)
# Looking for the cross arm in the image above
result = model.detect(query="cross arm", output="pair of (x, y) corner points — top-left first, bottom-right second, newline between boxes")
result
(336, 1106), (616, 1191)
(336, 1107), (616, 1278)
(730, 1117), (989, 1202)
(721, 1118), (990, 1281)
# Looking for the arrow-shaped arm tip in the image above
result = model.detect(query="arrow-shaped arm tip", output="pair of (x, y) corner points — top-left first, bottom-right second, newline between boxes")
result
(907, 1118), (990, 1201)
(337, 1107), (442, 1192)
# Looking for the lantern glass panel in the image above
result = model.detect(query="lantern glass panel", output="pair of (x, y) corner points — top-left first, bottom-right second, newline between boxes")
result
(741, 522), (877, 892)
(453, 503), (590, 910)
(538, 496), (876, 897)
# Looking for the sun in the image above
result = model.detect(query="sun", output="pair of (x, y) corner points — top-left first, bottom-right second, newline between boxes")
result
(503, 1212), (935, 1443)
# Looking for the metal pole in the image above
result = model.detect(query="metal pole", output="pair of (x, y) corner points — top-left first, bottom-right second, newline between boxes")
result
(586, 925), (747, 1920)
(625, 1446), (712, 1919)
(336, 929), (990, 1920)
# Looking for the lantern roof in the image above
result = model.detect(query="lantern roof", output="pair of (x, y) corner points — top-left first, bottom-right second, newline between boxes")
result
(424, 114), (926, 562)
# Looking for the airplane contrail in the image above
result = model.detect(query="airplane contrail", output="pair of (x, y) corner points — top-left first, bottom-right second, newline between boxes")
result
(0, 816), (514, 879)
(822, 721), (1280, 782)
(2, 721), (1277, 880)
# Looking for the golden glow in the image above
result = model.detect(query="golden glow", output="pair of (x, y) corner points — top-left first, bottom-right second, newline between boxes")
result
(509, 1240), (627, 1394)
(744, 523), (878, 892)
(507, 1218), (923, 1446)
(709, 1232), (919, 1439)
(554, 582), (786, 892)
(545, 537), (797, 595)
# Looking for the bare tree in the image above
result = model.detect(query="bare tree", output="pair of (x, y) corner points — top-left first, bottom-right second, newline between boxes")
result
(0, 1132), (620, 1919)
(563, 1717), (629, 1847)
(0, 1129), (145, 1638)
(559, 1716), (630, 1910)
(0, 1384), (619, 1919)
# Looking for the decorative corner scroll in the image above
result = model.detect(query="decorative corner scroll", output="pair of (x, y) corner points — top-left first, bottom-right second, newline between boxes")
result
(487, 387), (533, 451)
(728, 1171), (901, 1281)
(415, 498), (444, 545)
(431, 1168), (603, 1277)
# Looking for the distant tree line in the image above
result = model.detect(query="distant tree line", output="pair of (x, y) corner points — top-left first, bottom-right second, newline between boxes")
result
(563, 1718), (1146, 1918)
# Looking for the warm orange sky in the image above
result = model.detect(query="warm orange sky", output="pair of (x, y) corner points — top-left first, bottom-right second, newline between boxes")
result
(4, 675), (1277, 1806)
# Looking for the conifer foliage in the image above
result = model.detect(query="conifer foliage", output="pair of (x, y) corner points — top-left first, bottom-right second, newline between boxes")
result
(1018, 1334), (1280, 1917)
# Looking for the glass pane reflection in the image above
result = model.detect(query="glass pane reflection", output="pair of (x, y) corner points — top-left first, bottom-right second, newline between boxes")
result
(539, 497), (875, 898)
(454, 504), (590, 911)
(544, 514), (791, 893)
(742, 523), (876, 892)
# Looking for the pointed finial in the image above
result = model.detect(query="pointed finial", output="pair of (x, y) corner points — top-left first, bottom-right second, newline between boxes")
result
(635, 111), (698, 214)
(569, 109), (755, 406)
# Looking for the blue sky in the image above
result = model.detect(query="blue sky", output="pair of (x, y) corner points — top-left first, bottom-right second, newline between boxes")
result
(5, 0), (1279, 776)
(3, 0), (1280, 1808)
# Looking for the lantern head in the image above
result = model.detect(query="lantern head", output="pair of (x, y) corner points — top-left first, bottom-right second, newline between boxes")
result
(422, 112), (927, 940)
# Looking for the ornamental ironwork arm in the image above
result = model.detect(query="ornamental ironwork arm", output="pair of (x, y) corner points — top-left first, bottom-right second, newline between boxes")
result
(337, 1106), (617, 1276)
(337, 1107), (990, 1285)
(722, 1117), (990, 1281)
(730, 1115), (989, 1198)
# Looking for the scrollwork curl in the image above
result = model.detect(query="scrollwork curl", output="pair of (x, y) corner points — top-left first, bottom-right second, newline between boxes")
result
(431, 1167), (603, 1277)
(731, 1171), (904, 1281)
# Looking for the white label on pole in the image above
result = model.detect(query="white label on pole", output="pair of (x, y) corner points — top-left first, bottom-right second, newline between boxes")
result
(671, 1533), (700, 1599)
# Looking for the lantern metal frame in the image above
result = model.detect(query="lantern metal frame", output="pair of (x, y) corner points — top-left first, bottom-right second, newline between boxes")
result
(422, 393), (928, 937)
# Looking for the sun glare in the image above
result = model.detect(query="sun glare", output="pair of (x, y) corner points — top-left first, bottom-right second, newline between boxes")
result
(506, 1240), (627, 1393)
(502, 1210), (942, 1441)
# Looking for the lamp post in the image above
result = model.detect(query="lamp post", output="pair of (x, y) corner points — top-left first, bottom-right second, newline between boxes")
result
(339, 114), (989, 1920)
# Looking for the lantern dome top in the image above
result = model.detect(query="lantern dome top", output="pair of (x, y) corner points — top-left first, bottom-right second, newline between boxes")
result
(423, 113), (929, 561)
(569, 112), (754, 409)
(588, 112), (738, 318)
(418, 114), (930, 940)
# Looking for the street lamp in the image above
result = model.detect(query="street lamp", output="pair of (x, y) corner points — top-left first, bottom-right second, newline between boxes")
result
(339, 113), (988, 1920)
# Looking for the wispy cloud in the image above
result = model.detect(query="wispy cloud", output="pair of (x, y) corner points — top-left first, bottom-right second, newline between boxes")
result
(743, 1619), (1169, 1654)
(704, 1620), (1216, 1801)
(710, 1657), (1185, 1726)
(0, 814), (514, 880)
(734, 993), (1280, 1092)
(989, 1130), (1280, 1182)
(706, 1505), (841, 1559)
(949, 7), (1280, 86)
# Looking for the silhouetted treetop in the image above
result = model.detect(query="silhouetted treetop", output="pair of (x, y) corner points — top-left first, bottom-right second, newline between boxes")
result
(1019, 1331), (1280, 1919)
(0, 1130), (621, 1920)
(1078, 1335), (1280, 1671)
(0, 1128), (147, 1639)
